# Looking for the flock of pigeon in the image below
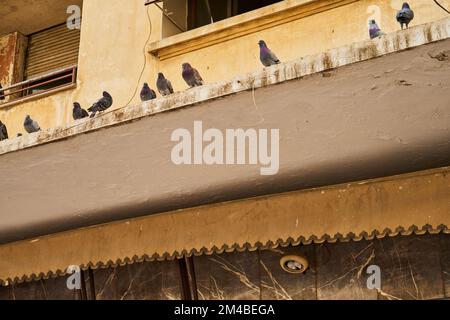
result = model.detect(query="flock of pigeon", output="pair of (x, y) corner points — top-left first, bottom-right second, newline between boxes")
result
(0, 3), (414, 142)
(370, 2), (414, 39)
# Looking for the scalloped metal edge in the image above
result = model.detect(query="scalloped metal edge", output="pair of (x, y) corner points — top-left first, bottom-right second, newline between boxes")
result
(1, 223), (448, 286)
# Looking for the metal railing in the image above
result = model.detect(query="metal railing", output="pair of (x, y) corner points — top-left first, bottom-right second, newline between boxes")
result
(0, 66), (77, 106)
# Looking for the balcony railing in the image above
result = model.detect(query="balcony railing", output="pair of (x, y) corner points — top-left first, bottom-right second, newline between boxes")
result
(0, 66), (77, 107)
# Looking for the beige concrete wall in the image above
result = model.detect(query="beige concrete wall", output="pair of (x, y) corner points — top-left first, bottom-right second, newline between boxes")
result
(0, 0), (449, 137)
(0, 0), (162, 137)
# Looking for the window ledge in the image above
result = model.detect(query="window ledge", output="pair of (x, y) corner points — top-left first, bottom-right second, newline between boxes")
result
(148, 0), (358, 60)
(0, 83), (77, 109)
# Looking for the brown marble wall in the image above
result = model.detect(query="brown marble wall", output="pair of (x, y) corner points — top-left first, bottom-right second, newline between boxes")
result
(316, 241), (377, 300)
(91, 260), (182, 300)
(375, 234), (445, 300)
(1, 233), (449, 300)
(0, 277), (79, 300)
(193, 233), (449, 300)
(194, 251), (261, 300)
(440, 234), (450, 299)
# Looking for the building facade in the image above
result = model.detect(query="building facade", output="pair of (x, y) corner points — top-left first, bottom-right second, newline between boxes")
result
(0, 0), (449, 300)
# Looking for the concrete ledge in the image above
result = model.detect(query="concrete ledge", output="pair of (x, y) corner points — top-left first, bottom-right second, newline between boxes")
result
(0, 17), (449, 156)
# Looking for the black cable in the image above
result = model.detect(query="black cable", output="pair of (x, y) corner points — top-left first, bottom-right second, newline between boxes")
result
(122, 4), (153, 109)
(434, 0), (450, 14)
(37, 5), (153, 144)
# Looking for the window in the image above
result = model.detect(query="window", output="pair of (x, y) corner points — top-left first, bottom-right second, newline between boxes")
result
(0, 23), (80, 105)
(158, 0), (283, 37)
(25, 23), (80, 81)
(187, 0), (283, 30)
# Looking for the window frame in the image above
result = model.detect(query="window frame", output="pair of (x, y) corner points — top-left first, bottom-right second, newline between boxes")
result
(0, 65), (77, 108)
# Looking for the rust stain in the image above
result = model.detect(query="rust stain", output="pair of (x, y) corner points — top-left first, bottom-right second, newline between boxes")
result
(0, 33), (17, 85)
(322, 52), (333, 70)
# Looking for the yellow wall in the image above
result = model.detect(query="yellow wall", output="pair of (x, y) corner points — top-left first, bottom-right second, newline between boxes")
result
(0, 0), (449, 137)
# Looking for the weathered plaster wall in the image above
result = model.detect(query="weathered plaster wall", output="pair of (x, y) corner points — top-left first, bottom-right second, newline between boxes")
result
(0, 32), (27, 97)
(152, 0), (450, 91)
(0, 0), (449, 137)
(0, 37), (449, 245)
(0, 0), (162, 137)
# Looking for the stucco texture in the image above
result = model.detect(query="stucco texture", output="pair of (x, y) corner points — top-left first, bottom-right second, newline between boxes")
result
(0, 0), (449, 136)
(0, 38), (449, 244)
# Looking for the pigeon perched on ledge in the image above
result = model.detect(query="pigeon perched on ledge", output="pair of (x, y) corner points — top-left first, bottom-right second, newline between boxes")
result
(259, 40), (280, 67)
(396, 2), (414, 30)
(156, 73), (174, 96)
(369, 20), (385, 39)
(182, 63), (204, 88)
(73, 102), (89, 120)
(0, 121), (8, 141)
(24, 115), (40, 134)
(88, 91), (113, 118)
(140, 83), (157, 102)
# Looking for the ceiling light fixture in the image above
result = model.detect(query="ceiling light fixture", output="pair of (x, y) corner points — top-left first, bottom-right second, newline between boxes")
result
(280, 255), (309, 274)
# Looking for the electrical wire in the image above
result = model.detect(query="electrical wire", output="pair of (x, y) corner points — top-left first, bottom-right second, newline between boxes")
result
(434, 0), (450, 14)
(37, 5), (153, 144)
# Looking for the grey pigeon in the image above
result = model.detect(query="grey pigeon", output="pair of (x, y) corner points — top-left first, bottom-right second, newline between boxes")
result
(259, 40), (280, 67)
(0, 84), (4, 100)
(88, 91), (113, 118)
(0, 121), (8, 141)
(369, 20), (385, 39)
(140, 83), (157, 102)
(24, 115), (40, 134)
(73, 102), (89, 120)
(156, 73), (174, 96)
(396, 2), (414, 29)
(182, 63), (204, 88)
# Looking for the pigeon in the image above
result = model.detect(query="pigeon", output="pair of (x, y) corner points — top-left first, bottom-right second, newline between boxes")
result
(72, 102), (89, 120)
(0, 84), (4, 100)
(156, 73), (174, 96)
(88, 91), (113, 118)
(0, 121), (8, 141)
(140, 83), (157, 102)
(369, 20), (385, 39)
(182, 63), (204, 88)
(24, 115), (40, 134)
(258, 40), (280, 67)
(396, 2), (414, 30)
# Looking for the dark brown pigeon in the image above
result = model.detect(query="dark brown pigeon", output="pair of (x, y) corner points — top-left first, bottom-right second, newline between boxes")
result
(156, 73), (174, 96)
(88, 91), (113, 118)
(24, 115), (40, 134)
(369, 20), (385, 39)
(73, 102), (89, 120)
(0, 121), (8, 141)
(396, 2), (414, 29)
(140, 83), (157, 102)
(182, 63), (204, 88)
(259, 40), (280, 67)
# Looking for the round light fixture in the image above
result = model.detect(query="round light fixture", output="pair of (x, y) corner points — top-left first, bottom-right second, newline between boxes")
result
(280, 255), (309, 274)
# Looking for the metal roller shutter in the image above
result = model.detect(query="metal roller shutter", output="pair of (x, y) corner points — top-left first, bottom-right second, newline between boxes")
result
(25, 24), (80, 79)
